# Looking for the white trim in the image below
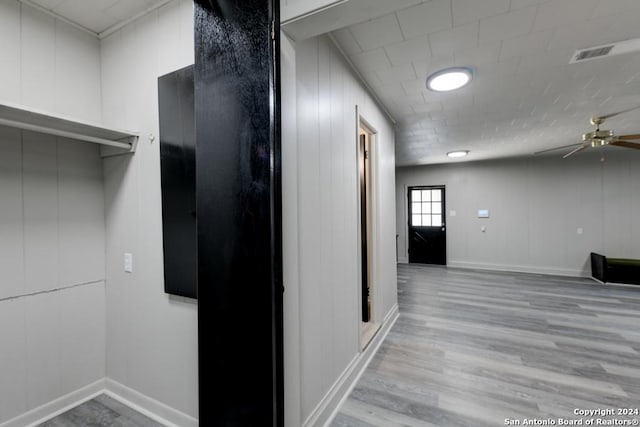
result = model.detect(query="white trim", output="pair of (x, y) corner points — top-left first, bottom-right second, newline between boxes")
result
(447, 260), (590, 278)
(104, 379), (198, 427)
(328, 34), (396, 124)
(18, 0), (179, 40)
(302, 304), (400, 427)
(1, 379), (105, 427)
(19, 0), (98, 37)
(98, 0), (176, 39)
(0, 378), (198, 427)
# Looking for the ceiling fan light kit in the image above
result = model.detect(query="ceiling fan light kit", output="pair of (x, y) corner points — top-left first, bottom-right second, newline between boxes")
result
(534, 105), (640, 158)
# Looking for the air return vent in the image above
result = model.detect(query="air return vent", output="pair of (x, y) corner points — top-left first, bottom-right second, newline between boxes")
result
(570, 38), (640, 64)
(574, 46), (614, 62)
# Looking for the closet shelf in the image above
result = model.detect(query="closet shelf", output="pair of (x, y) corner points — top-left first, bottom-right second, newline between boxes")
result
(0, 101), (138, 152)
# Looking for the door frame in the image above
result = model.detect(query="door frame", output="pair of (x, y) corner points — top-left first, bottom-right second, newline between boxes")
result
(407, 185), (447, 265)
(356, 109), (380, 348)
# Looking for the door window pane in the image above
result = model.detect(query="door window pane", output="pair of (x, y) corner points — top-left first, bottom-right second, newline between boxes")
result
(410, 187), (445, 228)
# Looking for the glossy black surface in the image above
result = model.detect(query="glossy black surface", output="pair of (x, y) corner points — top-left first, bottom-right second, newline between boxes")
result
(359, 134), (370, 322)
(158, 65), (197, 299)
(408, 186), (447, 265)
(194, 1), (283, 425)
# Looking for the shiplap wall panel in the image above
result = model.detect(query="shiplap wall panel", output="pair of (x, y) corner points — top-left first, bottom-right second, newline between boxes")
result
(54, 21), (102, 124)
(0, 1), (101, 122)
(101, 0), (198, 418)
(0, 1), (21, 104)
(0, 134), (107, 425)
(24, 291), (61, 409)
(396, 150), (640, 275)
(57, 139), (105, 287)
(0, 127), (24, 301)
(296, 36), (326, 418)
(20, 6), (56, 114)
(58, 282), (106, 393)
(0, 298), (27, 422)
(0, 4), (106, 424)
(22, 131), (59, 294)
(294, 35), (397, 422)
(22, 282), (106, 413)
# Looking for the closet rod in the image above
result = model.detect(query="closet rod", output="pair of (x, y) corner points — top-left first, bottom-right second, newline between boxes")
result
(0, 117), (134, 149)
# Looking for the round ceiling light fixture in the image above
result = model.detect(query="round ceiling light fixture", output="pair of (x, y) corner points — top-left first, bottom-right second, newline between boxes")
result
(426, 67), (474, 92)
(447, 150), (470, 158)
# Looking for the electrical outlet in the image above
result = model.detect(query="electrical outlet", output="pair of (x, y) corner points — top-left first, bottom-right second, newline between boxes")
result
(124, 253), (133, 273)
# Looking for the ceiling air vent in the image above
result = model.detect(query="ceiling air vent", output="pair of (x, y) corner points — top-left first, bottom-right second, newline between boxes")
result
(574, 46), (614, 62)
(570, 38), (640, 64)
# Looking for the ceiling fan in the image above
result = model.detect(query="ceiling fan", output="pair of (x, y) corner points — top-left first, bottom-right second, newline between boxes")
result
(535, 106), (640, 158)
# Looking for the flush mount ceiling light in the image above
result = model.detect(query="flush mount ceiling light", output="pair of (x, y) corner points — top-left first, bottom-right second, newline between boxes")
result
(447, 150), (469, 158)
(426, 67), (473, 92)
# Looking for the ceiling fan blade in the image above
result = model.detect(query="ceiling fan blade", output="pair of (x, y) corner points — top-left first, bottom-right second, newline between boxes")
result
(616, 134), (640, 140)
(594, 105), (640, 122)
(611, 140), (640, 150)
(534, 142), (582, 155)
(562, 145), (587, 158)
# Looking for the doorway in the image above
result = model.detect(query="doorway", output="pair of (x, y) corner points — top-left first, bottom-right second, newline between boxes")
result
(408, 186), (447, 265)
(359, 122), (379, 347)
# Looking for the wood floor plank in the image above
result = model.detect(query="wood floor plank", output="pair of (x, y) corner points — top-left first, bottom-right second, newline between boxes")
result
(332, 265), (640, 426)
(38, 395), (163, 427)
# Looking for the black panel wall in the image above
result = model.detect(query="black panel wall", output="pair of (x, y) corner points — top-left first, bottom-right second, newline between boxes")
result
(194, 1), (283, 426)
(158, 65), (197, 299)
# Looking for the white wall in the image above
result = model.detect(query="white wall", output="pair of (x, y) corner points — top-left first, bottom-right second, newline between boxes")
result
(281, 0), (341, 22)
(100, 0), (198, 422)
(284, 34), (397, 425)
(0, 1), (102, 123)
(396, 150), (640, 277)
(0, 3), (105, 424)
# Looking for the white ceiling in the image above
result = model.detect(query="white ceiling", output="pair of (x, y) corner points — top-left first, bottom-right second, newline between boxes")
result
(21, 0), (169, 35)
(330, 0), (640, 166)
(25, 0), (640, 165)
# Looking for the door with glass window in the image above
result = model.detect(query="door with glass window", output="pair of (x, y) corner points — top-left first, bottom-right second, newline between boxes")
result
(408, 186), (446, 265)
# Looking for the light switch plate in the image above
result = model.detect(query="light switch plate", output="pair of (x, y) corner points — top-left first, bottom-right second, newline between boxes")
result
(124, 253), (133, 273)
(450, 210), (457, 217)
(577, 227), (584, 235)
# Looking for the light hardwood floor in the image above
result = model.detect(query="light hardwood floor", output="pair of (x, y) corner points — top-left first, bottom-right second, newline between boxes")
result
(38, 395), (163, 427)
(332, 264), (640, 426)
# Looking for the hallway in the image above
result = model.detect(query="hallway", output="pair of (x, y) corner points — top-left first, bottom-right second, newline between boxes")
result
(333, 264), (640, 426)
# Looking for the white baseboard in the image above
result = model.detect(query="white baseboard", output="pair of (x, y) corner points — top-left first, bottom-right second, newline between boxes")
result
(0, 378), (198, 427)
(104, 379), (198, 427)
(0, 379), (105, 427)
(447, 260), (589, 278)
(301, 304), (400, 427)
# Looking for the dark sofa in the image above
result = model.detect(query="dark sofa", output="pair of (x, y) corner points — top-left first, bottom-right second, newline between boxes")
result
(591, 252), (640, 286)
